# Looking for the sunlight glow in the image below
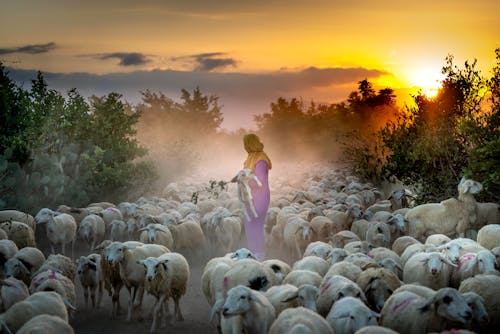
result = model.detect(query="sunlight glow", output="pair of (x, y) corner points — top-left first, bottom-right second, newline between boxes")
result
(410, 68), (445, 98)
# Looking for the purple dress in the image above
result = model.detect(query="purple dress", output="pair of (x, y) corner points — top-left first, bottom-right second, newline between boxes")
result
(244, 160), (270, 261)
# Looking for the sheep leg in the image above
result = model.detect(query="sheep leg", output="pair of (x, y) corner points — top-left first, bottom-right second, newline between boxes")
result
(83, 287), (89, 309)
(97, 281), (103, 308)
(151, 295), (166, 333)
(90, 286), (96, 308)
(126, 286), (134, 322)
(174, 296), (183, 321)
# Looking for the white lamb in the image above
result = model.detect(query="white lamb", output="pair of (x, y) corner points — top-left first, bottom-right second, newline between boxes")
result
(268, 306), (333, 334)
(231, 168), (262, 221)
(76, 254), (104, 309)
(405, 178), (483, 240)
(380, 288), (472, 334)
(403, 251), (457, 290)
(221, 285), (275, 334)
(78, 214), (106, 251)
(326, 296), (378, 334)
(138, 252), (190, 333)
(35, 208), (77, 257)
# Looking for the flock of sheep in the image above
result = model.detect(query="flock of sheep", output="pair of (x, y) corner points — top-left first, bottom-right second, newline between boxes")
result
(0, 163), (499, 334)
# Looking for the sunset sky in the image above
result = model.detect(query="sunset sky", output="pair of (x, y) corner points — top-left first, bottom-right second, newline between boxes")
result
(1, 0), (498, 129)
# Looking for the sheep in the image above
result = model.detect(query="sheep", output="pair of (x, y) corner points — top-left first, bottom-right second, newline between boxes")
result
(221, 285), (275, 334)
(326, 204), (363, 233)
(283, 269), (322, 288)
(137, 252), (190, 333)
(264, 284), (299, 315)
(3, 247), (45, 285)
(283, 216), (315, 261)
(35, 208), (77, 257)
(317, 275), (367, 317)
(365, 200), (392, 215)
(210, 215), (242, 256)
(76, 254), (104, 309)
(455, 291), (489, 330)
(303, 241), (334, 260)
(401, 243), (427, 265)
(29, 269), (76, 316)
(403, 251), (457, 290)
(34, 253), (76, 282)
(351, 219), (372, 240)
(56, 205), (92, 225)
(492, 246), (500, 269)
(327, 247), (350, 265)
(77, 214), (106, 251)
(109, 219), (127, 242)
(354, 326), (399, 334)
(167, 219), (207, 260)
(280, 284), (319, 312)
(380, 288), (472, 334)
(405, 178), (483, 240)
(425, 234), (452, 247)
(16, 314), (74, 334)
(139, 223), (174, 250)
(0, 210), (36, 233)
(473, 202), (500, 230)
(385, 214), (407, 243)
(459, 274), (500, 331)
(0, 277), (29, 312)
(105, 241), (169, 321)
(126, 217), (139, 239)
(329, 230), (361, 248)
(368, 247), (402, 266)
(309, 215), (335, 242)
(344, 241), (373, 255)
(356, 267), (402, 311)
(0, 220), (35, 249)
(392, 236), (420, 256)
(231, 168), (262, 221)
(377, 258), (404, 280)
(365, 221), (391, 248)
(344, 252), (377, 269)
(0, 291), (69, 334)
(476, 224), (500, 250)
(450, 250), (497, 288)
(0, 240), (18, 273)
(388, 188), (416, 210)
(202, 259), (234, 330)
(393, 283), (436, 299)
(293, 256), (329, 277)
(326, 296), (379, 334)
(262, 259), (292, 284)
(268, 307), (334, 334)
(97, 207), (123, 229)
(222, 259), (278, 293)
(324, 261), (362, 283)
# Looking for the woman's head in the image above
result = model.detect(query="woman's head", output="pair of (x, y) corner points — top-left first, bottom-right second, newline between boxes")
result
(243, 133), (264, 153)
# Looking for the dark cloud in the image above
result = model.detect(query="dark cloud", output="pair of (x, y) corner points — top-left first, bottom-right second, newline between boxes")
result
(173, 52), (238, 71)
(97, 52), (151, 66)
(0, 42), (57, 55)
(6, 66), (388, 129)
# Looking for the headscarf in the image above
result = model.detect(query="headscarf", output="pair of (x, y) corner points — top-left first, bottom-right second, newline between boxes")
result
(243, 133), (272, 172)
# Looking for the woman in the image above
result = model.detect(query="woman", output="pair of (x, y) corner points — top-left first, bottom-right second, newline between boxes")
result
(240, 133), (272, 261)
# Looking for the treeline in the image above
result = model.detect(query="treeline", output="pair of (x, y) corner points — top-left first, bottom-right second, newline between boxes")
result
(1, 48), (498, 211)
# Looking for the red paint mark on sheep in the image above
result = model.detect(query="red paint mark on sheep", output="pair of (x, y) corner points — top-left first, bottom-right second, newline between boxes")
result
(320, 282), (331, 295)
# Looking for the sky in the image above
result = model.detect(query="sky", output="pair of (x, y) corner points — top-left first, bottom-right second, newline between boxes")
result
(1, 0), (499, 130)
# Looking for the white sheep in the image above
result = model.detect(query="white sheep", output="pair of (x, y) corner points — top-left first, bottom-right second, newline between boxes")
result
(356, 267), (402, 312)
(457, 291), (489, 330)
(317, 275), (367, 317)
(231, 168), (262, 221)
(476, 224), (500, 250)
(78, 214), (106, 251)
(354, 326), (399, 334)
(3, 247), (45, 285)
(35, 208), (77, 257)
(0, 220), (36, 249)
(262, 259), (292, 284)
(139, 223), (174, 250)
(327, 247), (350, 265)
(473, 202), (500, 230)
(292, 256), (329, 277)
(0, 291), (69, 334)
(459, 274), (500, 331)
(221, 285), (275, 334)
(109, 219), (128, 242)
(403, 251), (457, 289)
(391, 235), (420, 256)
(264, 283), (299, 315)
(268, 306), (334, 334)
(283, 269), (322, 288)
(0, 277), (29, 312)
(365, 221), (391, 248)
(29, 269), (76, 316)
(97, 207), (123, 229)
(0, 240), (18, 272)
(450, 250), (497, 288)
(380, 288), (472, 334)
(425, 233), (452, 247)
(105, 241), (168, 321)
(209, 214), (242, 256)
(329, 230), (361, 248)
(283, 216), (315, 261)
(303, 241), (334, 260)
(309, 215), (335, 242)
(324, 261), (362, 283)
(76, 253), (104, 309)
(167, 219), (207, 260)
(405, 178), (483, 240)
(0, 210), (36, 233)
(222, 259), (277, 293)
(138, 252), (189, 332)
(326, 296), (378, 334)
(16, 314), (74, 334)
(34, 253), (76, 282)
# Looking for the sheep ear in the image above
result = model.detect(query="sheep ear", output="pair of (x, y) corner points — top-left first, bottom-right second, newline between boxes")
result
(136, 259), (145, 265)
(441, 254), (458, 267)
(210, 299), (224, 324)
(281, 290), (298, 303)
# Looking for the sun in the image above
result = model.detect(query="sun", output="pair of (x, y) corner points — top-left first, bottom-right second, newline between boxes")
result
(410, 68), (445, 98)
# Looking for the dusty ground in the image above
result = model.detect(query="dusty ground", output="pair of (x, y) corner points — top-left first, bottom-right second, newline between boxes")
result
(35, 228), (220, 334)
